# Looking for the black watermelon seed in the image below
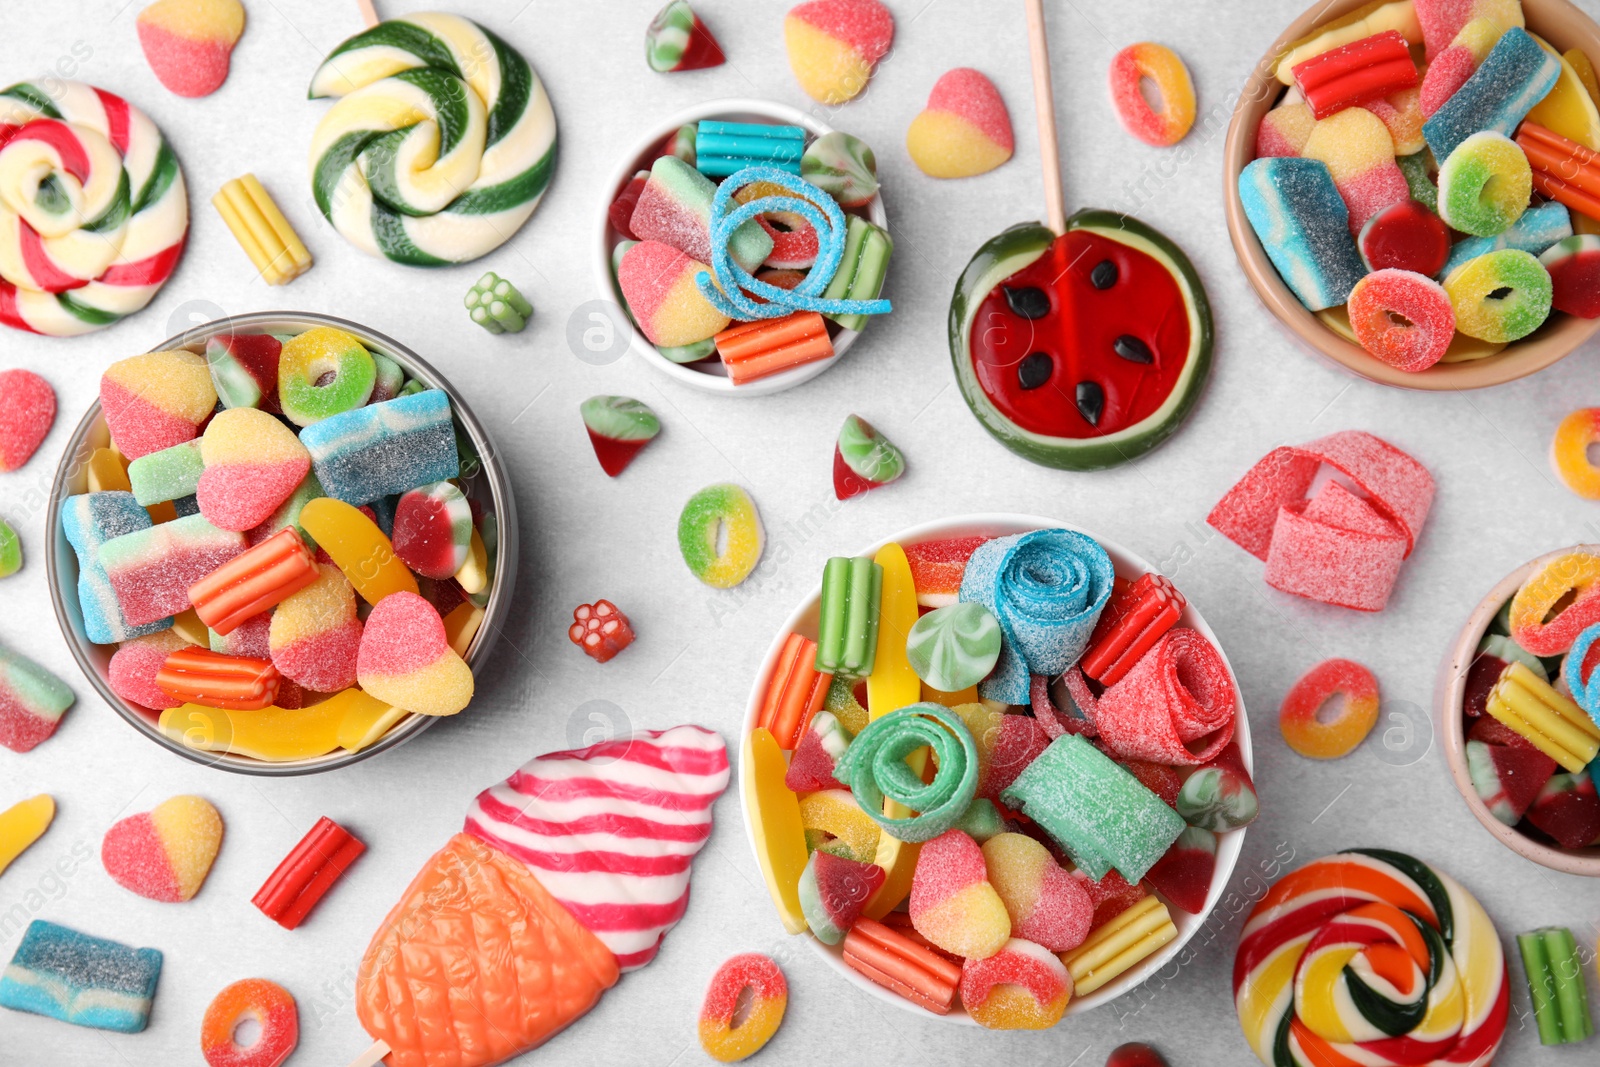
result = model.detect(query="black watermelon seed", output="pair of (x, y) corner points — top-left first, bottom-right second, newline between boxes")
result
(1018, 352), (1052, 389)
(1090, 260), (1118, 289)
(1113, 335), (1153, 364)
(1076, 381), (1105, 426)
(1003, 285), (1050, 320)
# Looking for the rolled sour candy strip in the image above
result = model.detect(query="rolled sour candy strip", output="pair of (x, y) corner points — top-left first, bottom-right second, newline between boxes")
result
(822, 215), (892, 332)
(188, 527), (318, 635)
(0, 920), (163, 1033)
(646, 1), (724, 73)
(678, 483), (764, 589)
(905, 602), (1001, 693)
(959, 528), (1114, 704)
(0, 643), (75, 754)
(306, 12), (558, 265)
(464, 271), (532, 334)
(1519, 927), (1594, 1046)
(0, 369), (55, 472)
(1094, 627), (1236, 766)
(1424, 27), (1561, 161)
(906, 68), (1015, 179)
(1486, 661), (1600, 773)
(300, 390), (459, 505)
(1437, 131), (1531, 237)
(213, 174), (312, 285)
(1292, 30), (1419, 119)
(1176, 742), (1259, 831)
(251, 816), (366, 929)
(60, 492), (168, 643)
(714, 312), (835, 385)
(1552, 408), (1600, 499)
(833, 703), (978, 843)
(1080, 572), (1185, 687)
(1541, 234), (1600, 319)
(960, 939), (1071, 1031)
(0, 81), (188, 337)
(201, 978), (298, 1067)
(1237, 158), (1366, 311)
(1509, 551), (1600, 655)
(1441, 201), (1573, 277)
(1061, 894), (1176, 996)
(784, 0), (894, 106)
(696, 121), (805, 178)
(697, 953), (786, 1063)
(841, 917), (960, 1014)
(1109, 43), (1196, 146)
(100, 514), (247, 628)
(1358, 198), (1451, 276)
(1000, 735), (1184, 882)
(1347, 268), (1456, 373)
(1279, 658), (1380, 759)
(802, 131), (879, 207)
(581, 396), (660, 477)
(568, 600), (635, 664)
(816, 555), (882, 677)
(833, 414), (904, 499)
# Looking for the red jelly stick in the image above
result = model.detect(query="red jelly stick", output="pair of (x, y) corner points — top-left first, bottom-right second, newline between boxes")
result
(1292, 30), (1418, 120)
(1080, 573), (1186, 686)
(252, 816), (366, 929)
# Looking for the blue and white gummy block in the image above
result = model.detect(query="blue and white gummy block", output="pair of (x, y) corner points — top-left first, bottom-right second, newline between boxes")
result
(1239, 157), (1367, 312)
(0, 920), (163, 1033)
(59, 492), (169, 644)
(299, 389), (459, 505)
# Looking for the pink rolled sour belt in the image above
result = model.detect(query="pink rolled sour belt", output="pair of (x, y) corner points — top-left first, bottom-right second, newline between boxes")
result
(464, 724), (731, 970)
(1206, 430), (1435, 611)
(1094, 628), (1237, 766)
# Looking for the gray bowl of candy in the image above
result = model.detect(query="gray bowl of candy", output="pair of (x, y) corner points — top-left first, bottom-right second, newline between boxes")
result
(597, 98), (892, 396)
(45, 311), (518, 776)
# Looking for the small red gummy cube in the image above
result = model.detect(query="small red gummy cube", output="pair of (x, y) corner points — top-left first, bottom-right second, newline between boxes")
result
(569, 600), (634, 663)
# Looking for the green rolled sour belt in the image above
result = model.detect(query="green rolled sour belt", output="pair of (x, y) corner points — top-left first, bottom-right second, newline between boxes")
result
(833, 703), (978, 843)
(948, 212), (1213, 471)
(308, 12), (558, 266)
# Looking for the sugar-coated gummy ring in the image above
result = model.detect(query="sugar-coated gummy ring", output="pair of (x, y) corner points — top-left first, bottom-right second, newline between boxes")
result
(959, 939), (1071, 1030)
(677, 483), (764, 589)
(698, 953), (787, 1063)
(1442, 248), (1553, 343)
(832, 702), (978, 842)
(276, 326), (377, 427)
(1278, 658), (1380, 760)
(1346, 268), (1456, 372)
(200, 978), (298, 1067)
(1563, 623), (1600, 722)
(1551, 408), (1600, 500)
(1108, 43), (1196, 147)
(1437, 131), (1532, 238)
(1508, 552), (1600, 656)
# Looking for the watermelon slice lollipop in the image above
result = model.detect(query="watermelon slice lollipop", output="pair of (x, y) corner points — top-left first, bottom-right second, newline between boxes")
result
(948, 1), (1213, 471)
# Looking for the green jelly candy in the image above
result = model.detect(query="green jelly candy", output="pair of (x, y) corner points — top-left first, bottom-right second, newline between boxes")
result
(816, 555), (882, 677)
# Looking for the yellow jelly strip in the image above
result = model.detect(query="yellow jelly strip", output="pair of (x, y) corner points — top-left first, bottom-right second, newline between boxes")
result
(212, 175), (313, 286)
(442, 602), (484, 657)
(1569, 49), (1600, 110)
(455, 527), (489, 595)
(0, 795), (54, 877)
(159, 701), (344, 762)
(920, 681), (981, 707)
(299, 498), (419, 605)
(85, 448), (130, 493)
(1486, 662), (1600, 773)
(1527, 36), (1600, 150)
(743, 728), (809, 934)
(1061, 895), (1177, 995)
(170, 608), (209, 646)
(328, 688), (407, 752)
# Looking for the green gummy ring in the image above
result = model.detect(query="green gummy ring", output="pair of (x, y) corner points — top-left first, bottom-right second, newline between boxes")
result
(832, 702), (978, 843)
(278, 326), (377, 426)
(948, 212), (1214, 471)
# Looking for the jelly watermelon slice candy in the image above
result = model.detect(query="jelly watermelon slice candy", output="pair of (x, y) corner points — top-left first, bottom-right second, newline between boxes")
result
(798, 850), (884, 945)
(581, 396), (660, 477)
(949, 214), (1213, 470)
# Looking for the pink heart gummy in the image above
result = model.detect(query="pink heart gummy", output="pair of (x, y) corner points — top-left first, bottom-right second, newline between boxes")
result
(101, 795), (223, 903)
(0, 369), (57, 472)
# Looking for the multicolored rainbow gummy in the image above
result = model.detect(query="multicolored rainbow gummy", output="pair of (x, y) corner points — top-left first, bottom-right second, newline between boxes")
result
(98, 513), (246, 627)
(299, 390), (459, 505)
(60, 492), (168, 644)
(99, 350), (217, 461)
(0, 920), (163, 1033)
(0, 643), (74, 753)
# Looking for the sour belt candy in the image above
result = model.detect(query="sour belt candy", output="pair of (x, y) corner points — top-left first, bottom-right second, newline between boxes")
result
(213, 174), (311, 285)
(60, 491), (166, 643)
(1094, 627), (1237, 766)
(0, 920), (162, 1032)
(698, 953), (786, 1062)
(252, 816), (365, 929)
(1238, 157), (1366, 311)
(0, 644), (74, 753)
(834, 703), (977, 843)
(1279, 657), (1381, 759)
(816, 554), (882, 677)
(299, 390), (458, 505)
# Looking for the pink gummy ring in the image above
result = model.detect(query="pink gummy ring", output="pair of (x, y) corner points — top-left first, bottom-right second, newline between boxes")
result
(1092, 627), (1236, 765)
(1108, 43), (1196, 147)
(1279, 658), (1380, 760)
(1347, 268), (1455, 372)
(200, 978), (298, 1067)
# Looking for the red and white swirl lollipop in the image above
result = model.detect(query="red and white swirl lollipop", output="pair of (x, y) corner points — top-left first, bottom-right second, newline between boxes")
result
(0, 80), (188, 336)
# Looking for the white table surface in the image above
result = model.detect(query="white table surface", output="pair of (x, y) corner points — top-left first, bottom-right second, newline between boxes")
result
(4, 0), (1600, 1064)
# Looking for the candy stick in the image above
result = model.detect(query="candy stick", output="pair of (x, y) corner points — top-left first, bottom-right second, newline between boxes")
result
(156, 647), (281, 711)
(759, 632), (831, 747)
(1518, 927), (1594, 1045)
(464, 271), (532, 334)
(188, 528), (319, 634)
(1024, 0), (1065, 235)
(212, 176), (313, 286)
(1486, 661), (1600, 772)
(1060, 894), (1176, 994)
(253, 816), (366, 929)
(355, 0), (378, 28)
(347, 1042), (390, 1067)
(841, 917), (961, 1013)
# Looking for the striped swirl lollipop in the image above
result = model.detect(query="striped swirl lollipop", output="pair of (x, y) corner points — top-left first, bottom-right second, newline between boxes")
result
(0, 81), (188, 336)
(307, 12), (558, 265)
(1234, 849), (1508, 1067)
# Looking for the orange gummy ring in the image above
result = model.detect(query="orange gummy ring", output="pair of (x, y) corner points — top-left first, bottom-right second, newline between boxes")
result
(698, 952), (787, 1063)
(1551, 408), (1600, 500)
(200, 978), (298, 1067)
(1279, 658), (1380, 759)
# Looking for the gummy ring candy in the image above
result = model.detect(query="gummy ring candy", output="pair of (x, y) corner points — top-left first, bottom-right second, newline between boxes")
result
(276, 327), (376, 427)
(697, 953), (786, 1063)
(1278, 658), (1380, 760)
(1234, 850), (1509, 1067)
(798, 789), (880, 863)
(1561, 623), (1600, 722)
(1508, 552), (1600, 656)
(678, 483), (764, 589)
(832, 702), (978, 843)
(1437, 131), (1533, 237)
(1551, 408), (1600, 500)
(735, 182), (820, 270)
(1108, 43), (1196, 147)
(1346, 268), (1456, 373)
(200, 978), (298, 1067)
(1442, 249), (1553, 343)
(960, 938), (1072, 1030)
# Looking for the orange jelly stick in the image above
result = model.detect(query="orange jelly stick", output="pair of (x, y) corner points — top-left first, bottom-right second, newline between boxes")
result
(1517, 123), (1600, 218)
(716, 312), (834, 384)
(758, 633), (832, 748)
(156, 647), (282, 710)
(843, 917), (961, 1014)
(189, 528), (319, 635)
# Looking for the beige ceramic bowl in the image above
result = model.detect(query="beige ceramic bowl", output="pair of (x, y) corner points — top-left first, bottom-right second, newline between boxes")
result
(1224, 0), (1600, 390)
(1435, 544), (1600, 876)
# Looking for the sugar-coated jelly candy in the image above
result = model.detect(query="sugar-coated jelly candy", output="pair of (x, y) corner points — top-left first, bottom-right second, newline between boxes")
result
(1143, 824), (1217, 914)
(617, 240), (731, 348)
(980, 832), (1092, 952)
(0, 920), (162, 1032)
(108, 630), (187, 710)
(1302, 106), (1410, 234)
(0, 643), (74, 753)
(1541, 235), (1600, 318)
(299, 497), (418, 606)
(101, 794), (222, 903)
(785, 709), (849, 792)
(907, 68), (1014, 178)
(802, 131), (879, 207)
(960, 938), (1071, 1030)
(200, 978), (299, 1067)
(799, 788), (880, 863)
(581, 396), (660, 477)
(101, 514), (246, 627)
(909, 829), (1010, 959)
(1509, 553), (1600, 656)
(277, 327), (375, 427)
(1421, 16), (1514, 118)
(357, 591), (473, 716)
(136, 0), (244, 97)
(678, 483), (764, 588)
(698, 953), (786, 1063)
(1358, 198), (1451, 275)
(798, 850), (883, 945)
(0, 368), (56, 471)
(1552, 407), (1600, 498)
(299, 389), (458, 506)
(1424, 27), (1561, 161)
(60, 492), (169, 643)
(1369, 85), (1426, 155)
(1443, 248), (1552, 342)
(646, 1), (724, 73)
(833, 413), (905, 499)
(905, 536), (988, 608)
(100, 350), (217, 461)
(269, 563), (362, 693)
(0, 519), (17, 579)
(1093, 627), (1237, 766)
(128, 439), (203, 507)
(391, 481), (471, 580)
(631, 155), (770, 271)
(198, 408), (312, 532)
(1238, 157), (1365, 311)
(784, 0), (893, 105)
(1347, 268), (1457, 372)
(568, 600), (634, 664)
(1257, 97), (1317, 158)
(1438, 131), (1531, 237)
(205, 333), (282, 412)
(1109, 43), (1196, 146)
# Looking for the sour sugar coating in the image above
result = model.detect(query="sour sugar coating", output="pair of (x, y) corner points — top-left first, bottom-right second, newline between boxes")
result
(1109, 43), (1196, 146)
(1347, 268), (1457, 372)
(1148, 830), (1216, 915)
(136, 0), (244, 97)
(128, 440), (203, 507)
(960, 938), (1071, 1030)
(197, 409), (311, 532)
(905, 536), (988, 607)
(568, 600), (635, 663)
(1257, 97), (1318, 158)
(784, 0), (894, 105)
(1509, 552), (1600, 655)
(1444, 248), (1552, 342)
(200, 978), (298, 1067)
(802, 131), (879, 207)
(1421, 15), (1517, 118)
(298, 497), (418, 605)
(464, 271), (532, 335)
(799, 788), (879, 862)
(631, 155), (771, 271)
(99, 514), (245, 627)
(646, 1), (725, 73)
(834, 704), (978, 843)
(905, 602), (1001, 693)
(1291, 30), (1419, 120)
(277, 327), (376, 427)
(1358, 199), (1452, 276)
(1424, 27), (1561, 161)
(60, 492), (168, 643)
(980, 832), (1092, 952)
(1094, 627), (1237, 765)
(108, 630), (187, 710)
(907, 68), (1015, 178)
(1238, 158), (1366, 311)
(798, 850), (883, 943)
(908, 829), (1010, 959)
(0, 644), (75, 753)
(678, 483), (764, 588)
(698, 953), (787, 1063)
(1541, 234), (1600, 318)
(1302, 107), (1410, 234)
(0, 920), (163, 1033)
(617, 240), (730, 347)
(100, 351), (217, 460)
(0, 369), (56, 471)
(299, 389), (459, 505)
(205, 334), (283, 413)
(357, 591), (473, 716)
(1437, 131), (1532, 237)
(1369, 85), (1426, 155)
(101, 795), (222, 903)
(581, 395), (660, 477)
(391, 481), (472, 579)
(269, 563), (362, 692)
(1175, 742), (1259, 831)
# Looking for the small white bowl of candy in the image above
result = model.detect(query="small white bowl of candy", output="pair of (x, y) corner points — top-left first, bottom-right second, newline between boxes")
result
(596, 99), (892, 396)
(739, 514), (1255, 1026)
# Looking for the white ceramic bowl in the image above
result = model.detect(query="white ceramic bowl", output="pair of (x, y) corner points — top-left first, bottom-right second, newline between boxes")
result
(595, 98), (890, 397)
(739, 513), (1253, 1023)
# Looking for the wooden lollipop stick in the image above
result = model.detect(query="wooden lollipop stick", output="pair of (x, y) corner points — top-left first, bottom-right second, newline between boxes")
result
(1025, 0), (1067, 235)
(347, 1040), (390, 1067)
(357, 0), (379, 27)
